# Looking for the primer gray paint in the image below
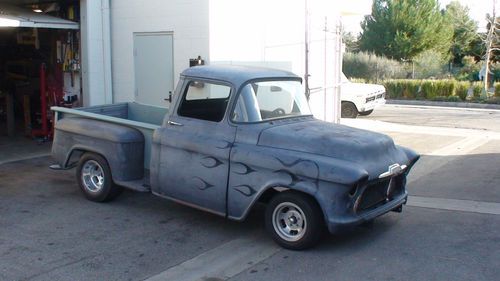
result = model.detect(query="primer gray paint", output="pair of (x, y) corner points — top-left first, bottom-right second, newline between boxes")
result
(51, 65), (419, 233)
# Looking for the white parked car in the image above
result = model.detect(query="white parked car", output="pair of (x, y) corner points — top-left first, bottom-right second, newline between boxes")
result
(341, 74), (386, 118)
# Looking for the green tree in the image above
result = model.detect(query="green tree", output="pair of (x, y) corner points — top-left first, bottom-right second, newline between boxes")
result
(342, 32), (360, 53)
(359, 0), (453, 61)
(444, 1), (479, 65)
(468, 35), (486, 61)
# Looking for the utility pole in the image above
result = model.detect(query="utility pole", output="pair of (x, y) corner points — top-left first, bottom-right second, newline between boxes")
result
(304, 0), (310, 100)
(323, 17), (328, 121)
(484, 0), (497, 98)
(333, 19), (342, 124)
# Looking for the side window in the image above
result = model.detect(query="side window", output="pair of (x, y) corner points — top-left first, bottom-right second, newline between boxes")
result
(178, 80), (231, 122)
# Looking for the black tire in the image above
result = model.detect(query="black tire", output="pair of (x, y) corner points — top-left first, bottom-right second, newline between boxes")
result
(359, 109), (373, 116)
(76, 152), (122, 202)
(265, 191), (324, 250)
(341, 102), (358, 118)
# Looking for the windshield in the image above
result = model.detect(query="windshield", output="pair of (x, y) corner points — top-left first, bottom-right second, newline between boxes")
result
(231, 80), (311, 123)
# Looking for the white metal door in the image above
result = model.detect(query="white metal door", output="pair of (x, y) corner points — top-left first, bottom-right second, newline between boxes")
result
(133, 32), (174, 106)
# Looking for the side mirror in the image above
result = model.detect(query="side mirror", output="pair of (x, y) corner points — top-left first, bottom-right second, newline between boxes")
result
(164, 91), (173, 103)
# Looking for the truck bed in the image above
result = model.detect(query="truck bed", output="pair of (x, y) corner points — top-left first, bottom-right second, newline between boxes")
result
(52, 102), (168, 169)
(78, 102), (167, 126)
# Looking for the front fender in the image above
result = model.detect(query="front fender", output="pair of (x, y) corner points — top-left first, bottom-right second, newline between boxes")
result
(227, 143), (368, 220)
(397, 145), (420, 170)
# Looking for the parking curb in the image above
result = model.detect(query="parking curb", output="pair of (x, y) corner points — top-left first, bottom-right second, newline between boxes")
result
(387, 99), (500, 110)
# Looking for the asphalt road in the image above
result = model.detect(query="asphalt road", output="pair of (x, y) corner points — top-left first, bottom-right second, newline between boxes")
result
(1, 104), (499, 281)
(365, 104), (500, 132)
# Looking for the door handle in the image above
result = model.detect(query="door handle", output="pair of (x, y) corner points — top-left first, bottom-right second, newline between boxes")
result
(167, 120), (183, 126)
(164, 91), (173, 102)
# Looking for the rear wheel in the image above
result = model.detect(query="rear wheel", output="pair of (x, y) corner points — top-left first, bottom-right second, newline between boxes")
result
(265, 192), (324, 250)
(359, 109), (373, 116)
(76, 152), (122, 202)
(341, 102), (358, 118)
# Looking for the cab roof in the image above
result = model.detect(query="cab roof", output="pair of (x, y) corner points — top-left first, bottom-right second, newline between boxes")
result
(180, 65), (302, 86)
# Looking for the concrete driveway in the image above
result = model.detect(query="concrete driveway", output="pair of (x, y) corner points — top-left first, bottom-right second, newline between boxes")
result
(1, 104), (499, 281)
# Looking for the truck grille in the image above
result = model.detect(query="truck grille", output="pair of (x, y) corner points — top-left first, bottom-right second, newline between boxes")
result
(366, 96), (376, 102)
(356, 175), (404, 212)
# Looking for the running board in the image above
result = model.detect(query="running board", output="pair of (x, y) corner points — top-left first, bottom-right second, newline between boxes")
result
(49, 163), (76, 170)
(115, 179), (151, 192)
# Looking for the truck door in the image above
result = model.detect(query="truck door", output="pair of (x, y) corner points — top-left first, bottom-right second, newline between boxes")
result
(155, 79), (235, 215)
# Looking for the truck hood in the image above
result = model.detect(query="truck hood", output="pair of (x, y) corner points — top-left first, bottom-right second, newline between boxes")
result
(341, 82), (385, 95)
(257, 120), (411, 179)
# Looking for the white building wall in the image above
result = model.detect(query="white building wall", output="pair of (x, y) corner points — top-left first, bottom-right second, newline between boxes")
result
(209, 0), (341, 121)
(80, 0), (109, 106)
(110, 0), (210, 103)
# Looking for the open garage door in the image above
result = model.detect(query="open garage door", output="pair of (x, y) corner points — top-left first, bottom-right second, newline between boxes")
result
(0, 1), (81, 144)
(0, 3), (78, 29)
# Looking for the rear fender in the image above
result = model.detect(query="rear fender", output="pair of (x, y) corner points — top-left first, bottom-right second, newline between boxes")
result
(52, 118), (145, 182)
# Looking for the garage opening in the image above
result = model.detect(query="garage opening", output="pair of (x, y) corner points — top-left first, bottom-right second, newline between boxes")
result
(0, 1), (80, 160)
(0, 0), (82, 163)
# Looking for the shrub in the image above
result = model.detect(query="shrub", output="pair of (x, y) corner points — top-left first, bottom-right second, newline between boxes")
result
(420, 80), (456, 99)
(413, 50), (449, 79)
(486, 97), (500, 104)
(383, 79), (420, 99)
(447, 95), (462, 102)
(379, 79), (498, 102)
(343, 52), (408, 82)
(455, 81), (470, 100)
(495, 83), (500, 97)
(432, 95), (448, 101)
(455, 81), (469, 100)
(454, 56), (481, 81)
(383, 79), (476, 101)
(471, 82), (483, 98)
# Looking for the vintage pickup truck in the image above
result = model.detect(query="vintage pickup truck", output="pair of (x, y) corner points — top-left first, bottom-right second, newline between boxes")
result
(340, 73), (386, 118)
(51, 65), (419, 250)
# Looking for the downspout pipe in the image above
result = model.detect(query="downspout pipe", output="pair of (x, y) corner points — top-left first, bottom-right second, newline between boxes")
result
(101, 0), (113, 104)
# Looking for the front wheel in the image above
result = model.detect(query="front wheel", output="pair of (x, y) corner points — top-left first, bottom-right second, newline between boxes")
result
(265, 192), (324, 250)
(341, 102), (358, 118)
(359, 109), (373, 116)
(76, 152), (122, 202)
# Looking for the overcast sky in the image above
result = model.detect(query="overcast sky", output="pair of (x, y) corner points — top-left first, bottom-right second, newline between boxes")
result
(343, 0), (498, 33)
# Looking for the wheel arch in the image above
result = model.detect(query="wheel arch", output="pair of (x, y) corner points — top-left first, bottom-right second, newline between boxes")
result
(234, 184), (328, 226)
(341, 101), (360, 118)
(65, 145), (118, 182)
(64, 145), (106, 168)
(59, 141), (143, 182)
(341, 100), (360, 111)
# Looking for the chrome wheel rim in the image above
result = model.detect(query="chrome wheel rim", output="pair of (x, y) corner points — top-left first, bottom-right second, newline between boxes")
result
(272, 202), (307, 242)
(81, 160), (105, 193)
